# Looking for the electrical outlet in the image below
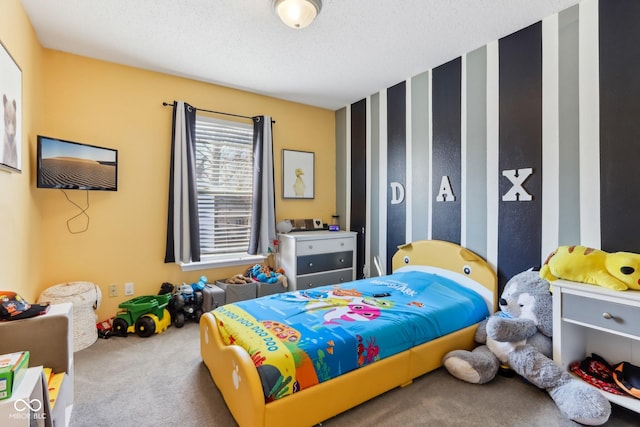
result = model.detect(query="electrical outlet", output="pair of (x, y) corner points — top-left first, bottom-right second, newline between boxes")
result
(109, 284), (118, 297)
(124, 282), (134, 296)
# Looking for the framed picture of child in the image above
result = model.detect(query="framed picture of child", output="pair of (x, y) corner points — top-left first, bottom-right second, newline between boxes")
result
(0, 39), (22, 173)
(282, 149), (314, 199)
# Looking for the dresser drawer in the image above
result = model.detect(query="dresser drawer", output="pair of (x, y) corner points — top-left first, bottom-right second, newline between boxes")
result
(296, 269), (354, 289)
(562, 293), (640, 338)
(296, 237), (355, 256)
(297, 251), (353, 275)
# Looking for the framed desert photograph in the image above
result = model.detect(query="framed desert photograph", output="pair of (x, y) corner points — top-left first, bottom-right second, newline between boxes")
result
(282, 149), (314, 199)
(0, 39), (22, 173)
(36, 135), (118, 191)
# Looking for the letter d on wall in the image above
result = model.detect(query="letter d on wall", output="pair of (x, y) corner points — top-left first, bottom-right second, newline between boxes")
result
(390, 182), (405, 205)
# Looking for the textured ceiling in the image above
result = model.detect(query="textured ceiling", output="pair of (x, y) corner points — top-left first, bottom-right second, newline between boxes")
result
(20, 0), (580, 110)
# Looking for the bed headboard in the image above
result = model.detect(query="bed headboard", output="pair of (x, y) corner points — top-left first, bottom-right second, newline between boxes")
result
(391, 240), (497, 312)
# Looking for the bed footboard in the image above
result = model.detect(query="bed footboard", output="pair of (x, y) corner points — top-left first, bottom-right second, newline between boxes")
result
(201, 310), (481, 427)
(200, 312), (266, 426)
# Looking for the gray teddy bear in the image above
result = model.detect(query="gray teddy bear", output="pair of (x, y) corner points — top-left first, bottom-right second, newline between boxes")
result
(442, 269), (611, 425)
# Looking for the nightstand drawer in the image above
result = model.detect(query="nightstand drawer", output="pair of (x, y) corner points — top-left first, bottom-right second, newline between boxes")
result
(562, 293), (640, 338)
(296, 269), (354, 289)
(297, 251), (353, 274)
(296, 237), (355, 256)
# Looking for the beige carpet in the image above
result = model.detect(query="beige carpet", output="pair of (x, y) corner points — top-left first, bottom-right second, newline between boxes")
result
(70, 321), (638, 427)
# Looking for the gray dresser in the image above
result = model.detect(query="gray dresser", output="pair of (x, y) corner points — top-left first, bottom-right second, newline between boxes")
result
(278, 231), (357, 290)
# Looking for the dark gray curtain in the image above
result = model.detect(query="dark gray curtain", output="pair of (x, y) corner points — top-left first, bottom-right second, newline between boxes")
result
(248, 116), (276, 255)
(164, 101), (201, 263)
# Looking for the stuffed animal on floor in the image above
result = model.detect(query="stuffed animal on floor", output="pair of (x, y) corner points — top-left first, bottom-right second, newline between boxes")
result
(442, 269), (611, 425)
(225, 274), (253, 285)
(540, 245), (640, 291)
(247, 263), (286, 285)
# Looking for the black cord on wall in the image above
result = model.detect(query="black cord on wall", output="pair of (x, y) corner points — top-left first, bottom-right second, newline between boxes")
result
(61, 189), (90, 234)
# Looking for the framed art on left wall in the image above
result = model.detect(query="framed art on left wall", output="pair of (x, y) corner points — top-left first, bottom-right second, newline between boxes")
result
(0, 39), (22, 173)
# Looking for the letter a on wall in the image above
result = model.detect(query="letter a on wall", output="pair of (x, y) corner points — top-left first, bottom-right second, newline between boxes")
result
(436, 176), (456, 202)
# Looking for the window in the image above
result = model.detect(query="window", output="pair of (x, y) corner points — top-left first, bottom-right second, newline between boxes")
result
(194, 114), (254, 259)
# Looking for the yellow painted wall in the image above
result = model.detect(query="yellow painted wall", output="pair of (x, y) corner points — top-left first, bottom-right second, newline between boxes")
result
(2, 0), (336, 321)
(0, 0), (45, 304)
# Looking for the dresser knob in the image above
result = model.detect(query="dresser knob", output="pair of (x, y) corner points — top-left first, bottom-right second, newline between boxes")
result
(602, 312), (614, 320)
(308, 263), (313, 267)
(339, 258), (344, 263)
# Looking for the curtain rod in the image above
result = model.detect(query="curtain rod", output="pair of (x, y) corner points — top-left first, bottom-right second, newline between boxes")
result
(162, 102), (275, 123)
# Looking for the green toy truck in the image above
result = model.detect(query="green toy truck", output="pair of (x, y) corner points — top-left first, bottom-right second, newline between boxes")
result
(112, 294), (172, 337)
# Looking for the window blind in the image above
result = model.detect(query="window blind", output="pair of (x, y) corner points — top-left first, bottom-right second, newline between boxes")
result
(195, 115), (253, 255)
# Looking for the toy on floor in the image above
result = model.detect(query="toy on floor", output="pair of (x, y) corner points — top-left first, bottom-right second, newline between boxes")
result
(173, 276), (206, 327)
(96, 317), (114, 339)
(159, 277), (206, 328)
(224, 274), (254, 284)
(442, 269), (611, 426)
(112, 294), (172, 337)
(540, 245), (640, 291)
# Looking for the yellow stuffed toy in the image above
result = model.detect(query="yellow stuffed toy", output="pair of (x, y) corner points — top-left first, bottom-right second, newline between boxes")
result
(540, 245), (640, 291)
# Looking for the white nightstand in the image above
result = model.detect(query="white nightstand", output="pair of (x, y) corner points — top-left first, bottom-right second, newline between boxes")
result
(552, 279), (640, 413)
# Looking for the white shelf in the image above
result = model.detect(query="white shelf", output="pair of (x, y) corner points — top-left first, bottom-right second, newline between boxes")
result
(0, 303), (74, 426)
(553, 280), (640, 414)
(568, 371), (640, 413)
(0, 367), (46, 427)
(602, 389), (640, 413)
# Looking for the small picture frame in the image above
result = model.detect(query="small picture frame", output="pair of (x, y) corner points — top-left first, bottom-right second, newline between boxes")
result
(0, 39), (22, 173)
(282, 149), (314, 199)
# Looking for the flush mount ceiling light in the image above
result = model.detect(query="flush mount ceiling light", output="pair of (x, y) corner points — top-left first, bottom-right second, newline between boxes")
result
(273, 0), (322, 29)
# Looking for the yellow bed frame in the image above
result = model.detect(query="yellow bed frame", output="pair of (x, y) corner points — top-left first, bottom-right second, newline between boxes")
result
(200, 240), (497, 427)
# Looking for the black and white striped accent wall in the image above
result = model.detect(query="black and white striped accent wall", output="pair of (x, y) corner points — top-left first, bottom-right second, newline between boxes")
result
(336, 0), (640, 292)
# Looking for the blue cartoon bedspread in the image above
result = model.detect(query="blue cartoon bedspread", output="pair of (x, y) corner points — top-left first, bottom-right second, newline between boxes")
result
(211, 270), (489, 402)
